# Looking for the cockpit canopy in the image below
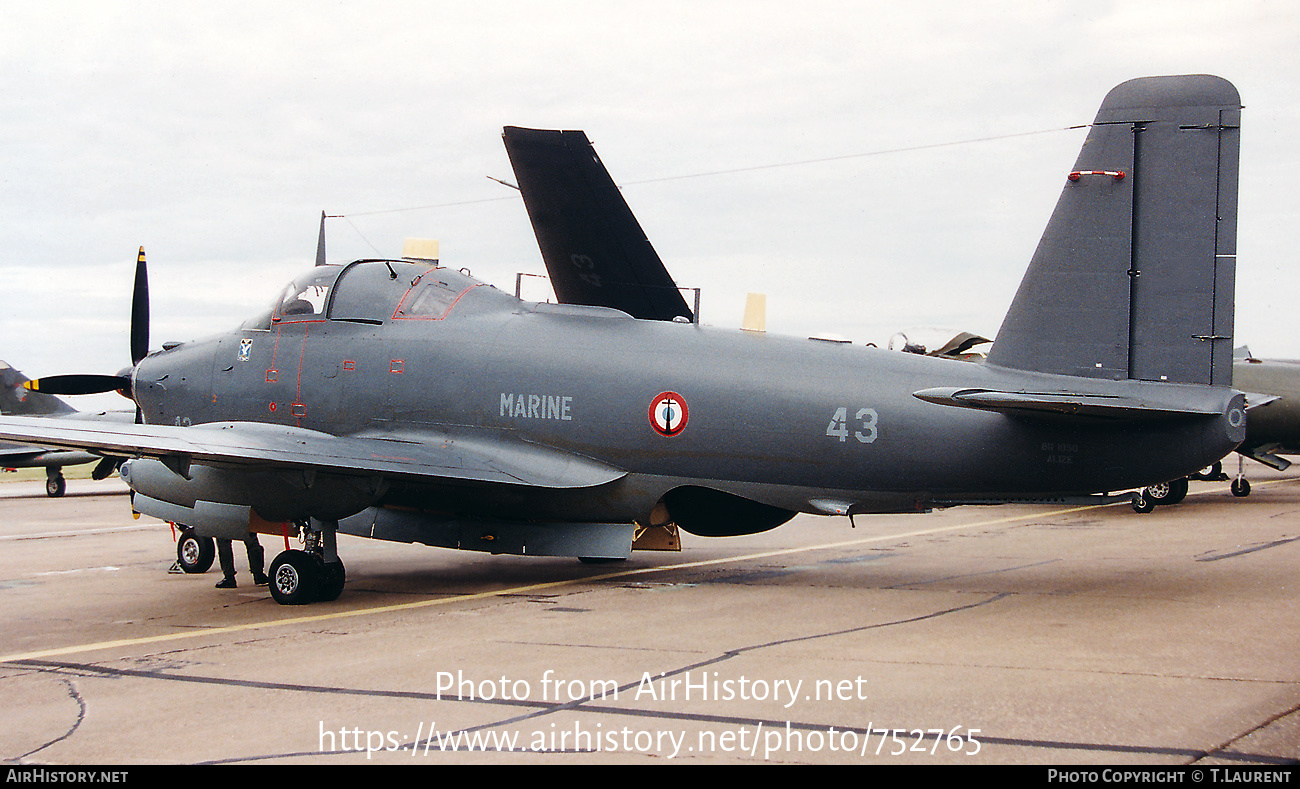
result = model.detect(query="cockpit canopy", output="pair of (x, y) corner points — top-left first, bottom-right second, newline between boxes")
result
(241, 260), (483, 330)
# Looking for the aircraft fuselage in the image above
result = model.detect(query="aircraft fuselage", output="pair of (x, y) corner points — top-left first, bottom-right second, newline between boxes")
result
(132, 262), (1242, 526)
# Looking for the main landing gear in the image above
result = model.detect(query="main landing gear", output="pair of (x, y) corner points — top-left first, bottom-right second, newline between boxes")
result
(1132, 477), (1189, 513)
(45, 468), (66, 498)
(1191, 461), (1228, 483)
(268, 518), (345, 605)
(1142, 477), (1189, 506)
(1132, 457), (1251, 513)
(170, 519), (345, 604)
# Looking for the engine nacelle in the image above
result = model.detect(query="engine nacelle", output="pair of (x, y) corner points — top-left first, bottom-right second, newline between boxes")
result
(121, 458), (387, 538)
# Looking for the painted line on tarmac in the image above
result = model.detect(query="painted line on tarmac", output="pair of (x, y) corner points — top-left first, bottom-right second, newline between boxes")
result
(0, 524), (153, 541)
(1, 477), (1290, 664)
(0, 501), (1116, 664)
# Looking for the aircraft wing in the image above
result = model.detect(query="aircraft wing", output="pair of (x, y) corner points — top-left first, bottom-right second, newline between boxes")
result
(502, 126), (694, 322)
(0, 416), (625, 489)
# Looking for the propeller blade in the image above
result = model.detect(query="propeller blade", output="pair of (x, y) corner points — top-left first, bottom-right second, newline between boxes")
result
(130, 246), (150, 365)
(23, 374), (130, 396)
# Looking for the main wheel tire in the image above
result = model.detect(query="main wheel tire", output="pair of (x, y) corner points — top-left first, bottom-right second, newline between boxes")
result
(1192, 461), (1224, 481)
(1145, 478), (1189, 506)
(268, 550), (321, 605)
(46, 475), (66, 498)
(176, 529), (215, 574)
(1231, 478), (1252, 497)
(316, 556), (346, 602)
(578, 557), (627, 564)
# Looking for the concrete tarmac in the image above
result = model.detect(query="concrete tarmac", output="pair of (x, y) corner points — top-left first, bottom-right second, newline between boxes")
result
(1, 467), (1297, 765)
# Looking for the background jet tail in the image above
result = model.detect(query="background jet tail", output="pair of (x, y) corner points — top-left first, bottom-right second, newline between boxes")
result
(502, 126), (694, 322)
(986, 75), (1241, 386)
(0, 361), (76, 416)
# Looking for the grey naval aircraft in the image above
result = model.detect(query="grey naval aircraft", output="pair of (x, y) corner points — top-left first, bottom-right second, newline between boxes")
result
(0, 75), (1247, 605)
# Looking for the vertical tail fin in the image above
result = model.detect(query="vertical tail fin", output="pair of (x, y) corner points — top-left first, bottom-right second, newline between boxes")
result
(986, 75), (1241, 386)
(0, 362), (76, 416)
(502, 126), (694, 322)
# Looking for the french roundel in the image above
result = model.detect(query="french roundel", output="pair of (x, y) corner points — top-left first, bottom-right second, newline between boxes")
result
(649, 391), (689, 437)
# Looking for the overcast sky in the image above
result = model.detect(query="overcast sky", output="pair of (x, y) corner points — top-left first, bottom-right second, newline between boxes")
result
(2, 2), (1297, 410)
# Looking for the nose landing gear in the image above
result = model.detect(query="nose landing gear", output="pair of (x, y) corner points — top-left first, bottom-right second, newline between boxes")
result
(175, 527), (216, 573)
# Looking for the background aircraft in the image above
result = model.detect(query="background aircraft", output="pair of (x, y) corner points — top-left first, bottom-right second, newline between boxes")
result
(0, 360), (126, 496)
(0, 75), (1248, 606)
(1229, 349), (1300, 472)
(1162, 347), (1300, 501)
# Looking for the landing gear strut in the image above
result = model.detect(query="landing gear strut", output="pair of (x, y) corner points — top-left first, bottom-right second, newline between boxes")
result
(267, 518), (346, 605)
(1231, 455), (1252, 497)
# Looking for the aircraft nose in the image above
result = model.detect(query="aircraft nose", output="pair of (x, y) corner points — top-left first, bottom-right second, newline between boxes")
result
(114, 366), (136, 400)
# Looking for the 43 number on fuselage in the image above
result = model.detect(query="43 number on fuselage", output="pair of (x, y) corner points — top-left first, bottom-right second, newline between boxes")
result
(826, 406), (878, 444)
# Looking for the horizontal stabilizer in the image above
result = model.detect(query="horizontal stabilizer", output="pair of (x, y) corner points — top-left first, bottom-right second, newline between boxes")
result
(1239, 443), (1292, 471)
(1242, 392), (1280, 410)
(912, 386), (1223, 420)
(503, 126), (694, 322)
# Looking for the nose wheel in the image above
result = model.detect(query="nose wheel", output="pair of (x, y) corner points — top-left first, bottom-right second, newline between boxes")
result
(175, 527), (215, 573)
